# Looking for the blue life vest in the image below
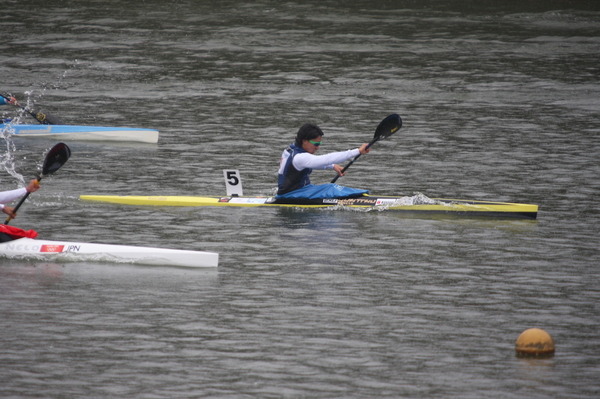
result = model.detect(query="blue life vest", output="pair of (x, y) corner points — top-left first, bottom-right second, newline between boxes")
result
(277, 144), (312, 195)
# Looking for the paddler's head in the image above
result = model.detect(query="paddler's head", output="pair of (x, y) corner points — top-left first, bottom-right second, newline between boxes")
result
(296, 123), (323, 154)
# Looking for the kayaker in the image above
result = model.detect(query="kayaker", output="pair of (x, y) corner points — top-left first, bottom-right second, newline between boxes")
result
(1, 94), (62, 124)
(276, 123), (370, 200)
(0, 179), (41, 220)
(0, 95), (17, 106)
(1, 95), (17, 123)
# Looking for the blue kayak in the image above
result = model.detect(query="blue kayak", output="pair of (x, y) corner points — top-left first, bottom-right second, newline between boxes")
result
(2, 124), (159, 143)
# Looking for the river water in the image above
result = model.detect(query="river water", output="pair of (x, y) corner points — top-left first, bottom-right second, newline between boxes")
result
(1, 1), (599, 398)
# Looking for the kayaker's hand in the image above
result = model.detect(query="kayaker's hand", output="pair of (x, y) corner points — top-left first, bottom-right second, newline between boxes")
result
(6, 96), (18, 105)
(26, 179), (40, 193)
(1, 206), (17, 219)
(358, 143), (370, 155)
(333, 164), (345, 176)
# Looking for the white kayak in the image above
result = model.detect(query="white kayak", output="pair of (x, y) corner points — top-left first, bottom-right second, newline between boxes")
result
(3, 124), (159, 144)
(0, 237), (218, 268)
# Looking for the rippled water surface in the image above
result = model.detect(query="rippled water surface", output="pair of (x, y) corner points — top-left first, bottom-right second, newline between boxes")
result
(1, 1), (599, 398)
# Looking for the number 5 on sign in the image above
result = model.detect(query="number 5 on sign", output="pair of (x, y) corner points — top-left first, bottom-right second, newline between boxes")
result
(223, 170), (243, 196)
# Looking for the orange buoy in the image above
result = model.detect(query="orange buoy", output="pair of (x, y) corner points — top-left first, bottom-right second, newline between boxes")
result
(515, 328), (555, 357)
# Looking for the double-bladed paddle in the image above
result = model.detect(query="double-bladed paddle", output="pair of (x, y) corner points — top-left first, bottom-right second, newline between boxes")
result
(330, 113), (402, 183)
(4, 142), (71, 224)
(1, 93), (63, 125)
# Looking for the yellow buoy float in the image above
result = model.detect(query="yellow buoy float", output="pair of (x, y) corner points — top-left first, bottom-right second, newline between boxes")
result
(515, 328), (555, 357)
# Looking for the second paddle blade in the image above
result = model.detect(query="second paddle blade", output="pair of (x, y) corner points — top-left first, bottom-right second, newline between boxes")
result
(375, 113), (402, 140)
(42, 142), (71, 176)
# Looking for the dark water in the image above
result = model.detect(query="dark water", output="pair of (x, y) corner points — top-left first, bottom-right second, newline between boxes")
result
(1, 1), (599, 398)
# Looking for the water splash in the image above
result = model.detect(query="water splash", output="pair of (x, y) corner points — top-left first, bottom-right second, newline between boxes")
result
(389, 192), (437, 206)
(0, 123), (23, 184)
(1, 61), (81, 185)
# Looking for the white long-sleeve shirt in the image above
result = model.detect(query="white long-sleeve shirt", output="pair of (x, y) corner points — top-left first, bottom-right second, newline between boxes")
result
(278, 148), (360, 174)
(0, 187), (26, 209)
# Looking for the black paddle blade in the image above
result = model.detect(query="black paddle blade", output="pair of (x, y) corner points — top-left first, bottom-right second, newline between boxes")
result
(374, 113), (402, 141)
(4, 142), (70, 224)
(41, 142), (71, 177)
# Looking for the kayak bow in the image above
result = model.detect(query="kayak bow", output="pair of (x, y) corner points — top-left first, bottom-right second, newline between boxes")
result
(3, 124), (159, 143)
(0, 237), (219, 268)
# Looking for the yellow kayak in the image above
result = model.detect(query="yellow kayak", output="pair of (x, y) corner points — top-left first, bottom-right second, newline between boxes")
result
(80, 194), (538, 219)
